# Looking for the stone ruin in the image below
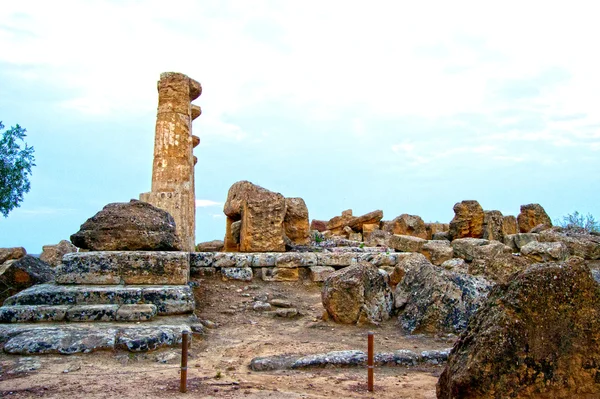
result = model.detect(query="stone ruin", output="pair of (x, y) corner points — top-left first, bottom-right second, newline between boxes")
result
(140, 72), (202, 252)
(2, 71), (600, 397)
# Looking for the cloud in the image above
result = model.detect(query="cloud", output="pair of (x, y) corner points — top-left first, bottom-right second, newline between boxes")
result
(195, 199), (222, 208)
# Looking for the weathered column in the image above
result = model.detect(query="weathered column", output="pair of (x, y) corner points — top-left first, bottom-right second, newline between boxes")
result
(140, 72), (201, 251)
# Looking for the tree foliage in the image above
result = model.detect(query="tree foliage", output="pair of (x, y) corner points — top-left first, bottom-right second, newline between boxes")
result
(556, 211), (599, 233)
(0, 121), (36, 217)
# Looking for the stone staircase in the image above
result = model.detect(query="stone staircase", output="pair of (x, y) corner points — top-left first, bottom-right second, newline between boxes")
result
(0, 251), (196, 354)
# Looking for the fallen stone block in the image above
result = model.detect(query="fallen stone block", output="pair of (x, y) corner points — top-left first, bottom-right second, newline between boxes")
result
(309, 266), (335, 282)
(116, 304), (157, 322)
(221, 267), (253, 281)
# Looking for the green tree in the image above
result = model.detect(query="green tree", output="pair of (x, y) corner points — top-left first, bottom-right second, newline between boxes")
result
(0, 121), (36, 217)
(556, 211), (599, 233)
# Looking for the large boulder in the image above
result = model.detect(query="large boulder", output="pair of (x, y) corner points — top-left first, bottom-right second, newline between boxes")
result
(322, 262), (393, 325)
(468, 241), (532, 283)
(388, 234), (427, 253)
(420, 240), (454, 266)
(283, 198), (310, 245)
(40, 240), (77, 267)
(383, 214), (428, 239)
(517, 203), (552, 233)
(482, 210), (504, 242)
(0, 247), (26, 264)
(395, 259), (492, 334)
(70, 200), (182, 251)
(347, 210), (383, 233)
(327, 210), (383, 235)
(0, 256), (55, 304)
(437, 259), (600, 398)
(448, 200), (485, 240)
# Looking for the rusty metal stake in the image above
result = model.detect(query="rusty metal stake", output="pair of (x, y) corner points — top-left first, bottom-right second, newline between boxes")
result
(181, 330), (189, 393)
(368, 331), (374, 392)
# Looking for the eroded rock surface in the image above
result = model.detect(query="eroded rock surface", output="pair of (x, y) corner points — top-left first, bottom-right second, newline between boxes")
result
(517, 203), (552, 233)
(437, 259), (600, 399)
(40, 240), (77, 267)
(70, 200), (182, 251)
(448, 200), (484, 240)
(0, 256), (55, 304)
(322, 262), (393, 325)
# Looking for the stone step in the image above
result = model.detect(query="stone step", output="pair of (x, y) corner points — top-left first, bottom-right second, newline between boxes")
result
(55, 251), (189, 285)
(3, 284), (194, 316)
(0, 304), (158, 323)
(0, 318), (195, 354)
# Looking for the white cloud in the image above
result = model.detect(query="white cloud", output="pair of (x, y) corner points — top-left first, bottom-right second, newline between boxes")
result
(195, 199), (222, 208)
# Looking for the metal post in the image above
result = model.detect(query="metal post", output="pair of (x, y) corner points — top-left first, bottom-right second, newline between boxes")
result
(180, 330), (189, 393)
(368, 331), (374, 392)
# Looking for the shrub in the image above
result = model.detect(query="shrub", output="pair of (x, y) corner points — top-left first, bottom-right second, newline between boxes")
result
(556, 211), (599, 234)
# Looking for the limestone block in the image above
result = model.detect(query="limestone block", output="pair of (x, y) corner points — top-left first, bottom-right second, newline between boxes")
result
(284, 197), (310, 245)
(420, 240), (454, 265)
(448, 200), (485, 239)
(252, 253), (277, 267)
(502, 215), (518, 235)
(275, 253), (317, 268)
(384, 214), (428, 239)
(388, 235), (427, 253)
(451, 238), (490, 261)
(0, 247), (27, 264)
(221, 267), (253, 281)
(116, 325), (189, 352)
(309, 266), (335, 282)
(3, 327), (118, 355)
(482, 210), (504, 242)
(40, 240), (77, 267)
(190, 253), (215, 268)
(517, 203), (552, 233)
(119, 252), (189, 285)
(521, 241), (569, 262)
(317, 252), (358, 267)
(0, 305), (69, 323)
(357, 253), (398, 267)
(56, 252), (121, 285)
(261, 267), (300, 282)
(214, 252), (253, 268)
(66, 304), (119, 322)
(141, 286), (194, 315)
(116, 304), (157, 322)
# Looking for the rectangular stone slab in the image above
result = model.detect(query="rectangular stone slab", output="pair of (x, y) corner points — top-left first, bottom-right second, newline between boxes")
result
(55, 251), (190, 285)
(66, 304), (119, 322)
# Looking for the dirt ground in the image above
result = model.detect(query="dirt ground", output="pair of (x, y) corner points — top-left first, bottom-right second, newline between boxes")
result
(0, 277), (455, 398)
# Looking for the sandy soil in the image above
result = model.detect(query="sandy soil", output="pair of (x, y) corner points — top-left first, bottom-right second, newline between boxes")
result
(0, 277), (454, 398)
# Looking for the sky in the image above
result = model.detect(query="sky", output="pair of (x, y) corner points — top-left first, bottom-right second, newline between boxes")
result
(1, 0), (599, 253)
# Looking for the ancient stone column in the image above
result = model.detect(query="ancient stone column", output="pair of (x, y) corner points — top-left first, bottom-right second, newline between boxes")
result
(140, 72), (201, 251)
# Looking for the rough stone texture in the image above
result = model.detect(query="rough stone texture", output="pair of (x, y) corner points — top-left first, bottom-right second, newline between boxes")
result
(440, 258), (468, 273)
(347, 210), (384, 233)
(230, 220), (242, 245)
(0, 305), (69, 323)
(116, 304), (157, 322)
(0, 256), (55, 305)
(503, 215), (518, 235)
(383, 214), (428, 239)
(521, 241), (569, 262)
(362, 223), (379, 240)
(283, 197), (310, 245)
(451, 238), (489, 261)
(275, 252), (317, 268)
(309, 266), (336, 282)
(326, 209), (356, 235)
(437, 260), (600, 399)
(389, 253), (430, 286)
(364, 229), (392, 247)
(517, 203), (552, 233)
(420, 240), (454, 266)
(395, 261), (492, 334)
(482, 210), (504, 242)
(317, 252), (357, 267)
(539, 228), (600, 260)
(504, 233), (540, 252)
(40, 240), (77, 267)
(195, 240), (224, 252)
(66, 304), (119, 322)
(139, 72), (201, 252)
(448, 200), (485, 240)
(261, 267), (299, 282)
(388, 235), (427, 253)
(0, 247), (27, 264)
(251, 253), (277, 267)
(357, 252), (399, 267)
(432, 231), (451, 241)
(425, 223), (449, 240)
(322, 262), (393, 325)
(310, 219), (327, 232)
(4, 284), (194, 316)
(56, 251), (189, 285)
(70, 200), (182, 251)
(468, 241), (531, 283)
(3, 327), (117, 355)
(223, 181), (287, 252)
(221, 267), (253, 281)
(116, 325), (189, 352)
